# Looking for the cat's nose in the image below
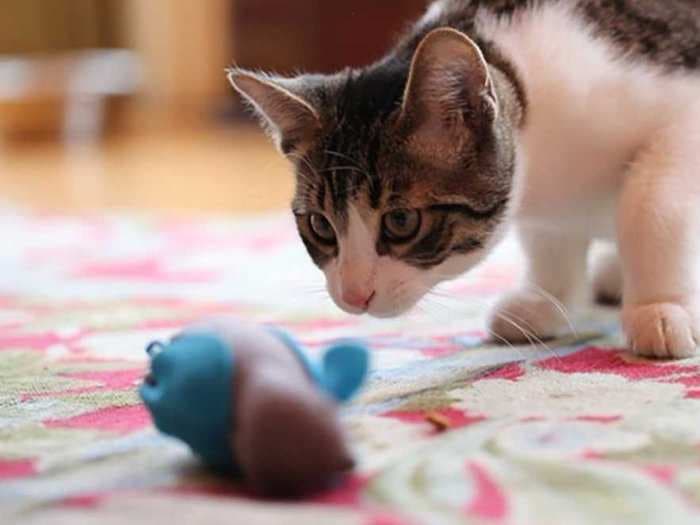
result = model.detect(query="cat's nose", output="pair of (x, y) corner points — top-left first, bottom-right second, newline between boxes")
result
(342, 289), (375, 311)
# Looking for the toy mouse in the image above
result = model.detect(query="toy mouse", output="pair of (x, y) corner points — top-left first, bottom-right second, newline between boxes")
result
(139, 319), (369, 496)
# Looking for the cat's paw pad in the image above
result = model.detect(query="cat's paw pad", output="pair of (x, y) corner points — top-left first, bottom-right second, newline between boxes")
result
(487, 289), (571, 344)
(623, 303), (699, 359)
(592, 251), (623, 306)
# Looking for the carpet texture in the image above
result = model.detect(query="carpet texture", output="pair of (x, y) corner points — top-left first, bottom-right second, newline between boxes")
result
(2, 210), (700, 525)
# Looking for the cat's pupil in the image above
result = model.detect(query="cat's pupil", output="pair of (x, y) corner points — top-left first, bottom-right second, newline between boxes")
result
(392, 211), (408, 227)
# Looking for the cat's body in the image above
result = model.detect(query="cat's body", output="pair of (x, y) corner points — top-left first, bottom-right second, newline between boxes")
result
(230, 0), (700, 358)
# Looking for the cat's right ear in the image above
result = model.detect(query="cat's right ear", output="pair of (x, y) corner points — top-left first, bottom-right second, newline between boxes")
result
(228, 69), (321, 156)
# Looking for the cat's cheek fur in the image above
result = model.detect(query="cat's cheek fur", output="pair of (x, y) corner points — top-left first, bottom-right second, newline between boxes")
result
(324, 245), (500, 318)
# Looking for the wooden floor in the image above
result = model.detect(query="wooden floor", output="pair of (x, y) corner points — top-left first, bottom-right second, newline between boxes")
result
(0, 124), (294, 213)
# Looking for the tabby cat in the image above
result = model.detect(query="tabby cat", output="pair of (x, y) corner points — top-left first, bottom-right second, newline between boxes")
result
(229, 0), (700, 359)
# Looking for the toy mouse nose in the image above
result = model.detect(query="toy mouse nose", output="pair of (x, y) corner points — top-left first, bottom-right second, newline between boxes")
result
(342, 289), (375, 311)
(146, 341), (166, 357)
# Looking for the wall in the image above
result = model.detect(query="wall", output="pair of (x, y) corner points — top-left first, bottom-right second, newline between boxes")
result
(0, 0), (124, 54)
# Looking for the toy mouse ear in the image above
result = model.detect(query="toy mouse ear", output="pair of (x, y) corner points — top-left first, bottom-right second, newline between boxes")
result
(320, 342), (370, 403)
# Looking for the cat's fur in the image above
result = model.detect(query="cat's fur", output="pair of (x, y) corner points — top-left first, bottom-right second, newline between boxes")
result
(230, 0), (700, 358)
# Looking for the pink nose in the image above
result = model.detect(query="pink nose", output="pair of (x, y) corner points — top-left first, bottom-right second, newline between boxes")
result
(342, 289), (375, 310)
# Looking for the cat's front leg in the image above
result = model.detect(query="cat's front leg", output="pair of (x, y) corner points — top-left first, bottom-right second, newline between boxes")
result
(618, 125), (700, 359)
(488, 226), (590, 343)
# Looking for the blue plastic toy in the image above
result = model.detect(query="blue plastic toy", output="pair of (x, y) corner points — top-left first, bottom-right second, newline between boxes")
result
(139, 320), (369, 495)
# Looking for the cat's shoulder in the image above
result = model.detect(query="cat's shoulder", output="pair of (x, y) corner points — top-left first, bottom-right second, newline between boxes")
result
(417, 0), (700, 72)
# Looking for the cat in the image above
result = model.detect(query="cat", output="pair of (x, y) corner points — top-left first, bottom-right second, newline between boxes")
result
(229, 0), (700, 359)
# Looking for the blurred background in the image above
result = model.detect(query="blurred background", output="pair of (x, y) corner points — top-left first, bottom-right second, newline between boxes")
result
(0, 0), (426, 214)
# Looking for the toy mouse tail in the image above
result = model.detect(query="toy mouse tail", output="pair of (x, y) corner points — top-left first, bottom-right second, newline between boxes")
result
(321, 342), (370, 403)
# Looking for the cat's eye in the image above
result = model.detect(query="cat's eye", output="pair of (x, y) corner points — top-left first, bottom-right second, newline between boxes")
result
(382, 209), (421, 242)
(309, 213), (336, 244)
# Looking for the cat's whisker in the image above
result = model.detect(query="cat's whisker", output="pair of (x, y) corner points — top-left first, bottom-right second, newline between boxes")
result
(492, 309), (561, 359)
(324, 150), (375, 189)
(483, 326), (527, 360)
(414, 300), (445, 324)
(291, 172), (321, 191)
(296, 176), (366, 203)
(288, 282), (328, 293)
(524, 284), (579, 337)
(420, 294), (453, 317)
(421, 292), (528, 361)
(294, 286), (327, 295)
(426, 284), (574, 356)
(287, 152), (316, 173)
(290, 166), (316, 184)
(317, 165), (368, 175)
(425, 285), (564, 361)
(323, 149), (368, 171)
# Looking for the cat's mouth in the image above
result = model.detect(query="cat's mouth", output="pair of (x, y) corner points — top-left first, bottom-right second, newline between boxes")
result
(367, 303), (415, 319)
(333, 288), (424, 319)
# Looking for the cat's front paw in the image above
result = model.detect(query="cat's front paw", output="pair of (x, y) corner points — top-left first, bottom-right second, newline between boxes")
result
(623, 303), (699, 359)
(487, 289), (571, 344)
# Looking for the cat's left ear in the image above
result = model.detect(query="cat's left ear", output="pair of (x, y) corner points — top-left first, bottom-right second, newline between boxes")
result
(228, 69), (321, 156)
(399, 28), (498, 139)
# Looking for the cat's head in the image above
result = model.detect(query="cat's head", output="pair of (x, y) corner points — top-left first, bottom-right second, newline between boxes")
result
(230, 28), (524, 317)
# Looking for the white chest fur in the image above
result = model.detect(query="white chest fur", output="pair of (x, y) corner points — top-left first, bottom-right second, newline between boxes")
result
(478, 3), (700, 238)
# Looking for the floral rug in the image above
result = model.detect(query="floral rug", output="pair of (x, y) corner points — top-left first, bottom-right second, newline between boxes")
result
(3, 209), (700, 525)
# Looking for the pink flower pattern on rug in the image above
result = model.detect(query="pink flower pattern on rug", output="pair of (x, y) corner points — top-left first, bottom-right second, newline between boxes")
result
(3, 211), (700, 525)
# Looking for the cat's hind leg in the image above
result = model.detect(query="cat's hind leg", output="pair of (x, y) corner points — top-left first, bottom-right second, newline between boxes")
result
(618, 112), (700, 359)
